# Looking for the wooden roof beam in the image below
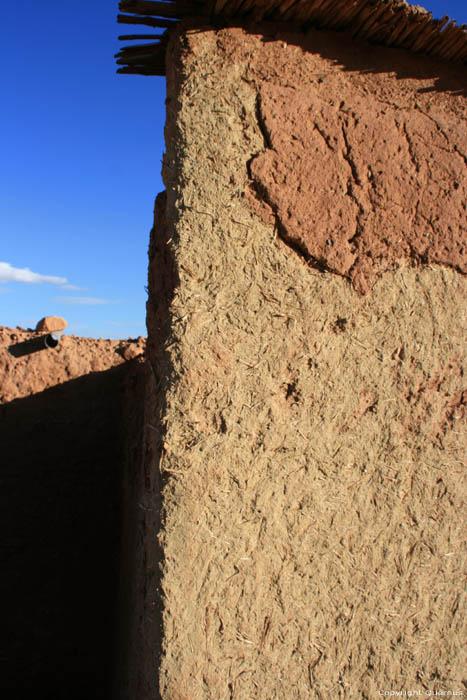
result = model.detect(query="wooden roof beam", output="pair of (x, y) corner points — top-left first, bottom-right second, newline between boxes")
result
(116, 0), (467, 73)
(119, 33), (166, 40)
(118, 13), (177, 27)
(118, 65), (165, 74)
(117, 40), (162, 54)
(118, 1), (191, 19)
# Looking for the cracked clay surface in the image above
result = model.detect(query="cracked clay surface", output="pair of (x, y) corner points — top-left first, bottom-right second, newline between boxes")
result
(246, 50), (467, 293)
(222, 23), (467, 293)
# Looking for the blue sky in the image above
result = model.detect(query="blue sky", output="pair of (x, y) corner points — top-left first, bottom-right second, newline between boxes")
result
(1, 0), (466, 339)
(1, 0), (165, 338)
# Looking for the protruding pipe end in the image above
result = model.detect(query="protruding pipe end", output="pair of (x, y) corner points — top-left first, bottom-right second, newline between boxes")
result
(44, 332), (62, 349)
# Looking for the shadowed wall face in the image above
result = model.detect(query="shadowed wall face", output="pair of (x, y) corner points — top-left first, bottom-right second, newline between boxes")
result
(144, 23), (466, 699)
(0, 329), (145, 700)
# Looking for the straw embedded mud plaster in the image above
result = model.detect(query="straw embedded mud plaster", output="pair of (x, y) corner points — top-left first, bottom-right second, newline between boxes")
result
(142, 22), (467, 700)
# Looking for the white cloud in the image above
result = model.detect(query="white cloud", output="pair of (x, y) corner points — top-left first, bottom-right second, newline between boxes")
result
(60, 284), (87, 291)
(54, 296), (110, 305)
(0, 261), (67, 285)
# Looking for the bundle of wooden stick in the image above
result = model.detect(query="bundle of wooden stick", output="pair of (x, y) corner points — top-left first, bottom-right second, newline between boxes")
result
(115, 0), (467, 75)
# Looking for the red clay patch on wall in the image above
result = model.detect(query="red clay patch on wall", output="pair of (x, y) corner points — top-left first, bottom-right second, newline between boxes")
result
(249, 83), (467, 293)
(212, 23), (467, 294)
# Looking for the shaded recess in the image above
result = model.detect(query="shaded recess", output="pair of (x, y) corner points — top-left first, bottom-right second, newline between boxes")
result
(145, 190), (180, 494)
(0, 329), (147, 700)
(0, 368), (125, 699)
(115, 190), (180, 699)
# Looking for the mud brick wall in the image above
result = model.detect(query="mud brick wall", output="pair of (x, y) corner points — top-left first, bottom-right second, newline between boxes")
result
(143, 22), (466, 700)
